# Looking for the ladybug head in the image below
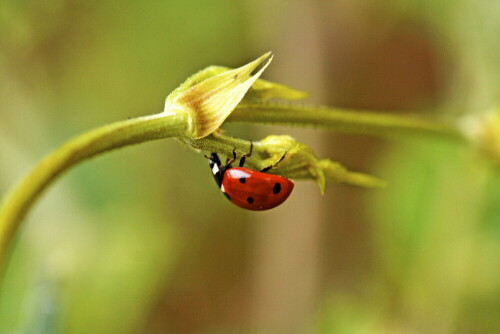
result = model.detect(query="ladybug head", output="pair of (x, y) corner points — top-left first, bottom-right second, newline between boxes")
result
(205, 152), (224, 187)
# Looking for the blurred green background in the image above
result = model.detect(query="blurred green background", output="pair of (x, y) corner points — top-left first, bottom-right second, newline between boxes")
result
(1, 1), (499, 333)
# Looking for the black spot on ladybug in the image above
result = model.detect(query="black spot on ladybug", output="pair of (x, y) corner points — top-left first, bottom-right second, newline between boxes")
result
(239, 177), (247, 184)
(273, 182), (281, 194)
(247, 197), (254, 204)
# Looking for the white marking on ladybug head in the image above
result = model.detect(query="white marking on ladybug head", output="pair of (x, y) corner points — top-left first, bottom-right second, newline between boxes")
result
(212, 164), (220, 175)
(221, 184), (226, 192)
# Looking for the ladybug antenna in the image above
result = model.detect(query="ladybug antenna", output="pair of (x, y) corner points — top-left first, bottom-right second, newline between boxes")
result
(205, 152), (222, 167)
(260, 151), (287, 173)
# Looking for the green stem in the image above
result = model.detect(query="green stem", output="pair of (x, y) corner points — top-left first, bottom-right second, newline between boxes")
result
(0, 112), (187, 266)
(231, 103), (468, 142)
(0, 102), (477, 274)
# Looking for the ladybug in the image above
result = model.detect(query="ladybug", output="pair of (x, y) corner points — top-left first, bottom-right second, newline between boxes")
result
(206, 143), (294, 211)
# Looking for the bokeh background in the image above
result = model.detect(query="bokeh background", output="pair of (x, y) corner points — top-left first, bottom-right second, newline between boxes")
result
(1, 1), (499, 333)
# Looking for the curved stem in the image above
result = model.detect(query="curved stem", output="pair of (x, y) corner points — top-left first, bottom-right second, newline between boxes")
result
(231, 103), (468, 142)
(0, 112), (187, 265)
(0, 101), (476, 273)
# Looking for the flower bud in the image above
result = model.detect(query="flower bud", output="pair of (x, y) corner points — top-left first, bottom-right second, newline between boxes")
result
(164, 53), (274, 139)
(257, 135), (386, 193)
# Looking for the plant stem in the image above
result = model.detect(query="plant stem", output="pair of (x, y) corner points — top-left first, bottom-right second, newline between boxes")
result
(231, 103), (468, 142)
(0, 112), (187, 266)
(0, 102), (478, 273)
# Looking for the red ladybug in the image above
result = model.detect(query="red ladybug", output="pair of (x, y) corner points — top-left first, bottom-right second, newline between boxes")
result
(206, 144), (294, 211)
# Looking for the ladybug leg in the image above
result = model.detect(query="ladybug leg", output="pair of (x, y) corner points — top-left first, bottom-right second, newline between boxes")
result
(260, 151), (287, 173)
(239, 142), (253, 167)
(224, 148), (237, 168)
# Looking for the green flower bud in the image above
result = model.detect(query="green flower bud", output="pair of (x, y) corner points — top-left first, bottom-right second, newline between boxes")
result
(164, 52), (274, 139)
(256, 135), (386, 194)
